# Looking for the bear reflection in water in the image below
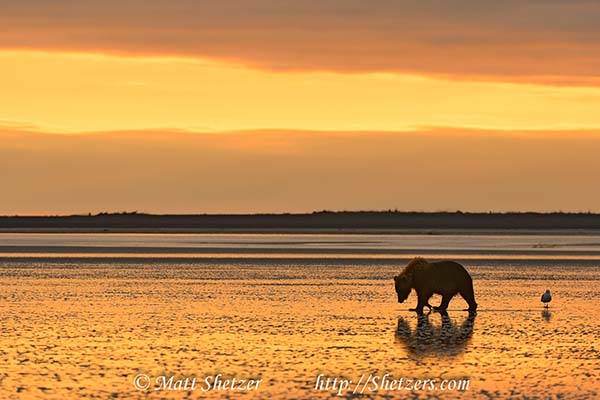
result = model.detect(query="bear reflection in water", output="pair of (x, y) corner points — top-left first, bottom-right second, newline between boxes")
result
(395, 311), (476, 357)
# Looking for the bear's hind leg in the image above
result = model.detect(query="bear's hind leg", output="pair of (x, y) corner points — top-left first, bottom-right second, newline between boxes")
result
(460, 283), (478, 313)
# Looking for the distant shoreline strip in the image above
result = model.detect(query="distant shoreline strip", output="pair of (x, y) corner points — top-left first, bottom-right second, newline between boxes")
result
(3, 212), (600, 232)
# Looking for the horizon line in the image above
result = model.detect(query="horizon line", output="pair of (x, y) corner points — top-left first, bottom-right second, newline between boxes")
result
(3, 210), (600, 218)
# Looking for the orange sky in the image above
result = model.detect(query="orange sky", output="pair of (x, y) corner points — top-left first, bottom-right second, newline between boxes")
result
(2, 1), (600, 213)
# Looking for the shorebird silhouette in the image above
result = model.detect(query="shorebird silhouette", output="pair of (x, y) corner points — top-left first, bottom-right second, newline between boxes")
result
(541, 289), (552, 308)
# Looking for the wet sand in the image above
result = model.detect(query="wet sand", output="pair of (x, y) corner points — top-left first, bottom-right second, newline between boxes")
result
(1, 234), (599, 399)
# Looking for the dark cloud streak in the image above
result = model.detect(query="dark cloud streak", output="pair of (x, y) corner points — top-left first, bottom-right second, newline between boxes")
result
(2, 1), (600, 84)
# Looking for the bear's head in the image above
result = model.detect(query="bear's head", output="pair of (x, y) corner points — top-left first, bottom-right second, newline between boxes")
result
(394, 274), (411, 303)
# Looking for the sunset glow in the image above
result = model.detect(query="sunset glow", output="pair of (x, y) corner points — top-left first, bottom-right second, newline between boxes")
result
(3, 1), (600, 213)
(4, 4), (600, 400)
(3, 50), (600, 133)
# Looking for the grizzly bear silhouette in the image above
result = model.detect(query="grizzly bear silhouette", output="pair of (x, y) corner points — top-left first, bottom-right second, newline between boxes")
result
(394, 258), (477, 314)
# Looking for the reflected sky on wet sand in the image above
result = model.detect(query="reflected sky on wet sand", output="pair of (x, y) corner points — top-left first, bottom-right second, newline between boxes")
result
(1, 234), (599, 399)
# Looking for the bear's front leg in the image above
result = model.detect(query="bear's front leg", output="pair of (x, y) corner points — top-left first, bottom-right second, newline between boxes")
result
(417, 302), (433, 311)
(409, 290), (432, 314)
(433, 294), (453, 312)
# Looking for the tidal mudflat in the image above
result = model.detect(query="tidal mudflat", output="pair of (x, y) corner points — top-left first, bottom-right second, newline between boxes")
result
(1, 234), (599, 399)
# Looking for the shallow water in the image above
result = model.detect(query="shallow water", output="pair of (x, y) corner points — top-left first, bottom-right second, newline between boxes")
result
(1, 234), (599, 399)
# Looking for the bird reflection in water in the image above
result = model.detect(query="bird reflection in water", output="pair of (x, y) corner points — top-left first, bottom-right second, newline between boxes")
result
(395, 311), (476, 357)
(541, 309), (552, 322)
